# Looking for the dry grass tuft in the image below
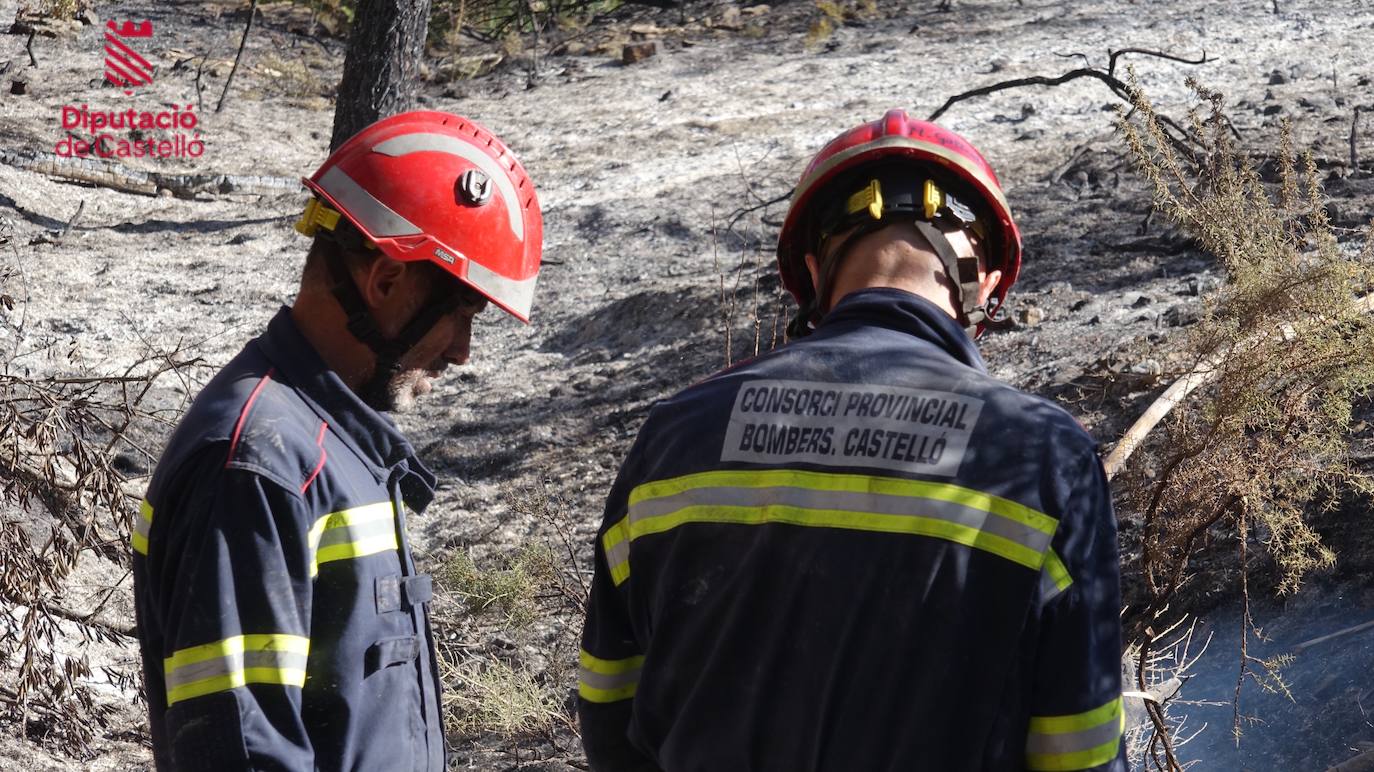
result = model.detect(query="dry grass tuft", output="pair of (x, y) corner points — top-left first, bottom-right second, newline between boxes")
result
(442, 656), (569, 737)
(430, 481), (588, 755)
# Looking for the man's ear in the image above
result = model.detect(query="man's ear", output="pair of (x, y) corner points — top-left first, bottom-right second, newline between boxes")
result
(977, 268), (1003, 307)
(357, 256), (408, 311)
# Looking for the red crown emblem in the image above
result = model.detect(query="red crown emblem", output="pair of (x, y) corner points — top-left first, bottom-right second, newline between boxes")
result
(104, 20), (154, 94)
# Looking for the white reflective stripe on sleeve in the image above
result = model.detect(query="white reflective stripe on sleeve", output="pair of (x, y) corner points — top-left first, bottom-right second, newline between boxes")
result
(1040, 549), (1073, 601)
(372, 133), (526, 241)
(317, 167), (423, 238)
(465, 259), (537, 320)
(1026, 696), (1124, 771)
(163, 633), (310, 706)
(578, 650), (644, 703)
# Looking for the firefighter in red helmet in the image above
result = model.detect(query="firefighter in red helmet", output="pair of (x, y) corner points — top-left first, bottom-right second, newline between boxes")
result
(578, 110), (1125, 771)
(778, 108), (1021, 339)
(133, 111), (541, 771)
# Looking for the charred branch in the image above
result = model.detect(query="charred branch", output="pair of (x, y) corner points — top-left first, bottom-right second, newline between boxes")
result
(929, 49), (1212, 162)
(217, 0), (260, 113)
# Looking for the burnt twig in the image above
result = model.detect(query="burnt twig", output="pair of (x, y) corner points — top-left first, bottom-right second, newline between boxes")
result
(195, 54), (209, 113)
(1107, 48), (1210, 77)
(1352, 107), (1363, 173)
(929, 67), (1127, 122)
(1048, 142), (1095, 185)
(523, 0), (541, 84)
(0, 591), (135, 639)
(726, 189), (792, 236)
(217, 0), (260, 113)
(1137, 626), (1185, 771)
(55, 200), (84, 245)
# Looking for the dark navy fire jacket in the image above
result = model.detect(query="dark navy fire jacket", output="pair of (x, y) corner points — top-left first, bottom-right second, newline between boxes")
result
(133, 307), (446, 771)
(579, 289), (1126, 772)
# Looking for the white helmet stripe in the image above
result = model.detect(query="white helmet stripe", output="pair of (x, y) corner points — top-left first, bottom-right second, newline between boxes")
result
(372, 132), (526, 241)
(317, 167), (423, 238)
(466, 258), (537, 321)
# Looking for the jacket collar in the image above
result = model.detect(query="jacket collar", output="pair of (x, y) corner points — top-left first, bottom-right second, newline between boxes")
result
(814, 288), (988, 374)
(254, 307), (436, 511)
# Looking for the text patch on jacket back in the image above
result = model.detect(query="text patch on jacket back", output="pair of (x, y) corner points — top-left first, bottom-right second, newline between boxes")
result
(721, 378), (984, 477)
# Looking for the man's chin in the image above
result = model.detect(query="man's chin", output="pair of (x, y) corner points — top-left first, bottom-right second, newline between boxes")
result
(388, 372), (438, 413)
(357, 369), (441, 413)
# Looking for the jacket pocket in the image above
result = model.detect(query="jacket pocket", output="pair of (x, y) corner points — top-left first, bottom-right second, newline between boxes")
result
(365, 634), (420, 676)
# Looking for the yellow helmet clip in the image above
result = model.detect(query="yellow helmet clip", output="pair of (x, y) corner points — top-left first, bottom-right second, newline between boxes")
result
(923, 180), (944, 220)
(294, 197), (342, 237)
(845, 179), (885, 222)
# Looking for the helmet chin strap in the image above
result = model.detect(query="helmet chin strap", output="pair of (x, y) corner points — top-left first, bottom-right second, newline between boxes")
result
(910, 220), (987, 336)
(322, 247), (464, 406)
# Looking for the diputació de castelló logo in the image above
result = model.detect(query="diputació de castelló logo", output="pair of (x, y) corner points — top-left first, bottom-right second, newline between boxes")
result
(55, 19), (205, 160)
(105, 18), (153, 92)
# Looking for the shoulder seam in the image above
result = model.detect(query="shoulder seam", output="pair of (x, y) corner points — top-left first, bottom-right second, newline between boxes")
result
(225, 368), (276, 468)
(300, 421), (329, 495)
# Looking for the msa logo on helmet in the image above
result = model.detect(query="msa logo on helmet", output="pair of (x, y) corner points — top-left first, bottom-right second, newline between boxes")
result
(433, 247), (458, 264)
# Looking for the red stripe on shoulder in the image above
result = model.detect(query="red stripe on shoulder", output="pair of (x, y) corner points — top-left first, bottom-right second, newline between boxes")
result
(225, 369), (275, 468)
(300, 421), (328, 494)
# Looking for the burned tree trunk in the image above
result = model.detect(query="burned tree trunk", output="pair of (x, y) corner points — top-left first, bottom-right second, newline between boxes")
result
(331, 0), (433, 150)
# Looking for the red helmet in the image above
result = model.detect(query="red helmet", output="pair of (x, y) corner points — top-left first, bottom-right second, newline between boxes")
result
(777, 110), (1021, 330)
(296, 110), (543, 322)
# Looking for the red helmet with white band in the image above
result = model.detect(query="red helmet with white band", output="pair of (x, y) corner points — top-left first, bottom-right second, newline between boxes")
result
(298, 110), (543, 322)
(777, 109), (1022, 336)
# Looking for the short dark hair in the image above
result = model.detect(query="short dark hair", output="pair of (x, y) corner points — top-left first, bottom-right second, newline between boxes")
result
(303, 217), (381, 279)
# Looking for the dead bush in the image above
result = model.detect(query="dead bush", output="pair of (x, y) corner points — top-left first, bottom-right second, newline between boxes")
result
(804, 0), (878, 49)
(1115, 78), (1374, 765)
(0, 223), (201, 755)
(26, 0), (82, 21)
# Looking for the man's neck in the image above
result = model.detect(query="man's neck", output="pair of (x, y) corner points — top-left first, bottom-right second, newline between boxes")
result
(827, 246), (959, 319)
(290, 292), (375, 392)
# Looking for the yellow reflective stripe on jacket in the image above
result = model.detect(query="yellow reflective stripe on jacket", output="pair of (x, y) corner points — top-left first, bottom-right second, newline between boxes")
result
(131, 498), (154, 556)
(163, 634), (310, 706)
(1040, 549), (1073, 601)
(602, 517), (633, 586)
(1026, 696), (1124, 771)
(606, 469), (1058, 585)
(307, 501), (398, 577)
(578, 649), (644, 703)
